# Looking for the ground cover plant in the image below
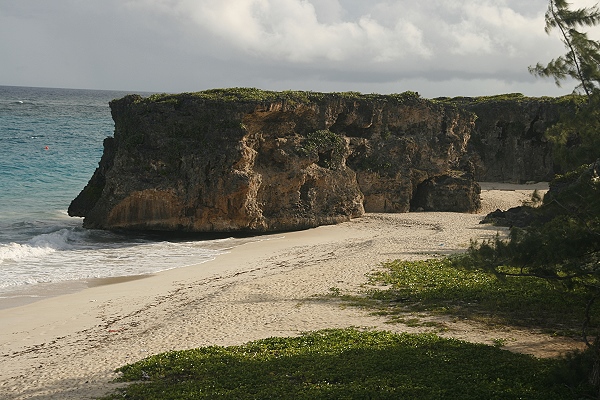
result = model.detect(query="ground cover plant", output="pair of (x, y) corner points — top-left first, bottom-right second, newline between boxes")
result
(102, 328), (574, 400)
(356, 258), (597, 336)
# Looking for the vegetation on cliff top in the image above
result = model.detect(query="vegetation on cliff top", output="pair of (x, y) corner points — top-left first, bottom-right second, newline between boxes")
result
(143, 87), (423, 106)
(435, 92), (585, 107)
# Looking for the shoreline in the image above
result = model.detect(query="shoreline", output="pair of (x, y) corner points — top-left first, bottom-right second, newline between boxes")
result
(3, 183), (582, 400)
(0, 181), (547, 311)
(0, 275), (153, 311)
(0, 234), (275, 311)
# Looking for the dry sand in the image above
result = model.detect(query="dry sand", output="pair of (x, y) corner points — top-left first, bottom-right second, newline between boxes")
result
(0, 183), (583, 399)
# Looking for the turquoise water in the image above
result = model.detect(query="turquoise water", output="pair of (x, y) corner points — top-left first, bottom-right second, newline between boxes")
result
(0, 86), (114, 226)
(0, 86), (241, 297)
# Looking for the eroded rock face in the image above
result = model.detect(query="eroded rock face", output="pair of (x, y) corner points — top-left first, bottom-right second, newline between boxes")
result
(445, 94), (579, 183)
(410, 171), (481, 212)
(69, 90), (479, 233)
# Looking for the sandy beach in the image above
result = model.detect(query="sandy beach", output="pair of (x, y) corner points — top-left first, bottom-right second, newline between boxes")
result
(0, 183), (583, 400)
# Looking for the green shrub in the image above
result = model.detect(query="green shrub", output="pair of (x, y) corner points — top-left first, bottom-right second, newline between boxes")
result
(103, 328), (571, 400)
(298, 130), (345, 169)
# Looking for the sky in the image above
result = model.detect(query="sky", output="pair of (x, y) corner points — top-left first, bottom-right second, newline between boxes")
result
(2, 0), (600, 98)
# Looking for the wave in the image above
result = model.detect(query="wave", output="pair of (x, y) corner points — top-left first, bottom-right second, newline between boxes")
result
(0, 242), (57, 263)
(0, 228), (84, 263)
(0, 226), (253, 291)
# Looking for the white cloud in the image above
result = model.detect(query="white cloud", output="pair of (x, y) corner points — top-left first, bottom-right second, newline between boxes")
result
(159, 0), (432, 63)
(447, 21), (494, 56)
(0, 0), (585, 97)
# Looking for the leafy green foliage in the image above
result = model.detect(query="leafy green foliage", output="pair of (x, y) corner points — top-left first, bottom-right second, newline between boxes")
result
(437, 93), (528, 104)
(458, 166), (600, 338)
(103, 328), (572, 400)
(192, 87), (313, 103)
(356, 154), (393, 174)
(462, 163), (600, 287)
(545, 94), (600, 171)
(145, 93), (180, 105)
(361, 259), (591, 333)
(549, 347), (600, 396)
(141, 88), (424, 107)
(298, 130), (345, 169)
(387, 91), (421, 103)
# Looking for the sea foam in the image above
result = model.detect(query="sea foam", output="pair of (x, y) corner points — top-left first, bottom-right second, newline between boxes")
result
(0, 229), (235, 290)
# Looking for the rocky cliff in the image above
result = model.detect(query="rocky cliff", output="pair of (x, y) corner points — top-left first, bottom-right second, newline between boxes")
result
(443, 94), (579, 183)
(68, 89), (480, 233)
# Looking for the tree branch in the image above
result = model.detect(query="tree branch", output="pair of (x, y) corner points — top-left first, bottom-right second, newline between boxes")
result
(550, 0), (592, 98)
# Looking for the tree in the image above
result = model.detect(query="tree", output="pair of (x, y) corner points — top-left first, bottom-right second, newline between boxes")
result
(461, 4), (600, 394)
(529, 0), (600, 99)
(545, 94), (600, 171)
(458, 161), (600, 396)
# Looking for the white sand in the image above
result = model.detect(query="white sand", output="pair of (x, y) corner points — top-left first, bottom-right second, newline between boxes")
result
(0, 183), (583, 400)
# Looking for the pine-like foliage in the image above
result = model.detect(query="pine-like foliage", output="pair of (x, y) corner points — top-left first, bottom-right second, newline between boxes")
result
(529, 0), (600, 97)
(529, 1), (600, 172)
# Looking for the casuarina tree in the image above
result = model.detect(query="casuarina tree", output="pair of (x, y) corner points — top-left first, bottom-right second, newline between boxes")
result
(529, 0), (600, 99)
(460, 1), (600, 396)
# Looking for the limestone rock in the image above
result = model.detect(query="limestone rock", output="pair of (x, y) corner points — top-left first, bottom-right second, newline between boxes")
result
(69, 89), (480, 233)
(410, 170), (481, 213)
(442, 94), (579, 183)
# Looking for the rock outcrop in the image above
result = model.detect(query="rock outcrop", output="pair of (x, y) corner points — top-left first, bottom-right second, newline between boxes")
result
(410, 169), (480, 212)
(69, 89), (480, 233)
(443, 94), (579, 183)
(481, 159), (599, 228)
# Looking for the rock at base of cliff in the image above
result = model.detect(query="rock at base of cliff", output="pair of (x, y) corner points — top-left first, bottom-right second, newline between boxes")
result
(410, 171), (481, 213)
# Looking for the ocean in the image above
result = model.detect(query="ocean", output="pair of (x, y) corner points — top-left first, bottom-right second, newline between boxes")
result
(0, 85), (250, 305)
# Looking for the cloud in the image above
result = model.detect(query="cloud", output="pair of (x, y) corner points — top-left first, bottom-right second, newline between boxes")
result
(136, 0), (549, 69)
(0, 0), (584, 97)
(150, 0), (432, 63)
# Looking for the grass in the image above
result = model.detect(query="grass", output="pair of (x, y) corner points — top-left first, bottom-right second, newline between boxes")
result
(100, 257), (600, 399)
(102, 328), (574, 400)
